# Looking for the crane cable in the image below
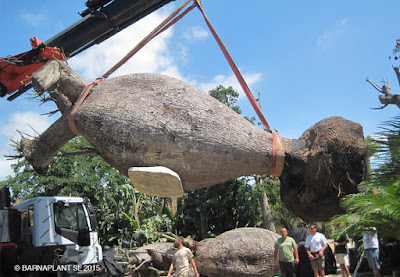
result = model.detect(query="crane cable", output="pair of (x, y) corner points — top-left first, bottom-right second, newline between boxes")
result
(68, 0), (284, 176)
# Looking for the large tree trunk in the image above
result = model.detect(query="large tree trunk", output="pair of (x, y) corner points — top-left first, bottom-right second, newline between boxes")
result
(114, 228), (280, 277)
(18, 61), (368, 221)
(27, 61), (290, 189)
(195, 228), (280, 277)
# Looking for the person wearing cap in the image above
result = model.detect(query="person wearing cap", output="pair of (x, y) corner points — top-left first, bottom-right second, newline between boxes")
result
(363, 227), (381, 277)
(305, 225), (329, 277)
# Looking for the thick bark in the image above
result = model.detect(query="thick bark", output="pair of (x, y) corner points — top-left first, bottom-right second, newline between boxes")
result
(18, 62), (88, 173)
(75, 73), (291, 190)
(25, 61), (292, 190)
(18, 61), (368, 221)
(32, 60), (87, 104)
(195, 228), (280, 277)
(121, 228), (281, 277)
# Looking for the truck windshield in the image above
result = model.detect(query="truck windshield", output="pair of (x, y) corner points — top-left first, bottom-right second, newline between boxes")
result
(54, 203), (89, 232)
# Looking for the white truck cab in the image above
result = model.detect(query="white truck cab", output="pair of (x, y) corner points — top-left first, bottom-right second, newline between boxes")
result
(13, 196), (103, 273)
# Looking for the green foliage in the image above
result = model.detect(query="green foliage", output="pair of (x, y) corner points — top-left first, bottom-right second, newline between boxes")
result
(371, 117), (400, 183)
(175, 179), (266, 240)
(173, 85), (301, 240)
(330, 116), (400, 241)
(208, 84), (259, 124)
(0, 83), (302, 248)
(175, 175), (300, 240)
(393, 38), (400, 54)
(114, 185), (174, 247)
(261, 176), (301, 230)
(1, 137), (122, 201)
(209, 85), (242, 114)
(0, 137), (173, 247)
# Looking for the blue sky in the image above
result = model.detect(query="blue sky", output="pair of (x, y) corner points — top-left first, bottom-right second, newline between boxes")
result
(0, 0), (399, 180)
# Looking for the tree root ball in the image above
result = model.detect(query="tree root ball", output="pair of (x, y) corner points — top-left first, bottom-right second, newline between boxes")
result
(279, 116), (367, 221)
(195, 228), (280, 277)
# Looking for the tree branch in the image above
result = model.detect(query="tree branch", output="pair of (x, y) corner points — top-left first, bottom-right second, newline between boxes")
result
(366, 77), (384, 93)
(393, 66), (400, 88)
(56, 149), (97, 157)
(366, 75), (400, 109)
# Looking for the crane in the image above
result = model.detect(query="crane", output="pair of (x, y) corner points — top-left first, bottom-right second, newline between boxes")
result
(0, 0), (174, 101)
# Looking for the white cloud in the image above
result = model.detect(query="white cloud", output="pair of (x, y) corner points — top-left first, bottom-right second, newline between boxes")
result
(69, 8), (181, 80)
(0, 159), (14, 181)
(195, 72), (263, 98)
(68, 6), (262, 98)
(0, 112), (53, 142)
(19, 11), (46, 27)
(0, 111), (53, 180)
(317, 18), (349, 49)
(177, 42), (190, 64)
(182, 26), (209, 40)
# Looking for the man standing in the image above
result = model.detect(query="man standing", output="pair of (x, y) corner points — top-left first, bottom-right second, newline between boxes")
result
(363, 227), (381, 277)
(274, 228), (299, 277)
(305, 225), (329, 277)
(334, 231), (350, 277)
(167, 236), (200, 277)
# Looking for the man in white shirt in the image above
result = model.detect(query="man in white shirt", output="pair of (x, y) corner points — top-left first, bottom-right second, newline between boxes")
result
(167, 236), (200, 277)
(363, 227), (381, 277)
(305, 225), (329, 277)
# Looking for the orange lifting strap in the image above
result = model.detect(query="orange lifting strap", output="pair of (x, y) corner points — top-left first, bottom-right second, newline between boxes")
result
(194, 0), (271, 130)
(68, 0), (283, 175)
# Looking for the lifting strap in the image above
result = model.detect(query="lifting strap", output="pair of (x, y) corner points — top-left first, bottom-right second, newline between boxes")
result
(194, 0), (271, 130)
(68, 0), (196, 136)
(67, 0), (284, 176)
(194, 0), (283, 176)
(68, 78), (104, 136)
(103, 0), (196, 79)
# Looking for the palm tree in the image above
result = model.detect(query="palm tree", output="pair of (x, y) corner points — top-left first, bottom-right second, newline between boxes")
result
(330, 116), (400, 241)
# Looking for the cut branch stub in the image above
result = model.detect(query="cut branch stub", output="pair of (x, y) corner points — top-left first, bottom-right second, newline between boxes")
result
(23, 61), (367, 221)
